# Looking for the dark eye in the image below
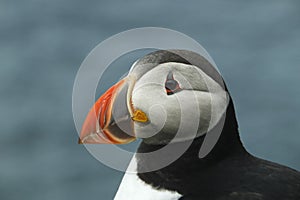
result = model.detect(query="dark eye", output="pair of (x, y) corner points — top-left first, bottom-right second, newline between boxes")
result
(165, 72), (181, 95)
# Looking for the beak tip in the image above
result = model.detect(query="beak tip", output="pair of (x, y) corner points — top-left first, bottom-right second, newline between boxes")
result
(78, 78), (137, 145)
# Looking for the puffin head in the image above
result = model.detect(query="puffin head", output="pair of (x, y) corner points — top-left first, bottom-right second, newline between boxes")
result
(79, 50), (229, 147)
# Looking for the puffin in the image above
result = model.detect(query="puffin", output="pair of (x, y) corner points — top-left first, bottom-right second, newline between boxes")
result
(79, 50), (300, 200)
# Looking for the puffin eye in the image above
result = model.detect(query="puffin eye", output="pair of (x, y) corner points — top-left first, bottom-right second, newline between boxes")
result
(165, 72), (181, 95)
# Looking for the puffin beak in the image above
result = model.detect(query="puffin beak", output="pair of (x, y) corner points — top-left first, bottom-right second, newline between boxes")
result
(79, 76), (146, 144)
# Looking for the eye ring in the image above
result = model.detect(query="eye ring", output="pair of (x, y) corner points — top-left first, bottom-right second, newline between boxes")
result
(165, 72), (181, 95)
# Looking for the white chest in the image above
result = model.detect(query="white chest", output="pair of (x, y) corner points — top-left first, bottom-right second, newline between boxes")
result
(114, 156), (182, 200)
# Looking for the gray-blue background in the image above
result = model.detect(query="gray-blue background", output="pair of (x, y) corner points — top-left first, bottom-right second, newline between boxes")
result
(1, 0), (299, 199)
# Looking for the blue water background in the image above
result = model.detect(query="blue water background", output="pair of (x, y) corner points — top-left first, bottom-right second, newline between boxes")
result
(0, 1), (299, 199)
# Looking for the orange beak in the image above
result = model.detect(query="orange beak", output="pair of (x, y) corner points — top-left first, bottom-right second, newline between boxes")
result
(79, 78), (137, 144)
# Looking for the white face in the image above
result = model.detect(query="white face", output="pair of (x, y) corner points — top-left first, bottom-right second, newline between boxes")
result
(130, 62), (229, 145)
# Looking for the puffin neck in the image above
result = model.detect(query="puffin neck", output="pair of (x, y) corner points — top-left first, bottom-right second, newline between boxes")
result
(137, 98), (247, 162)
(136, 98), (248, 192)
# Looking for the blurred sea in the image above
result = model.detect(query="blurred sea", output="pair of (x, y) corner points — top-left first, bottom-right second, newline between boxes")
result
(0, 0), (299, 199)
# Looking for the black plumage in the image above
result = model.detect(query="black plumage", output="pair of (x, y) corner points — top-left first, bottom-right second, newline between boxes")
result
(135, 81), (300, 200)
